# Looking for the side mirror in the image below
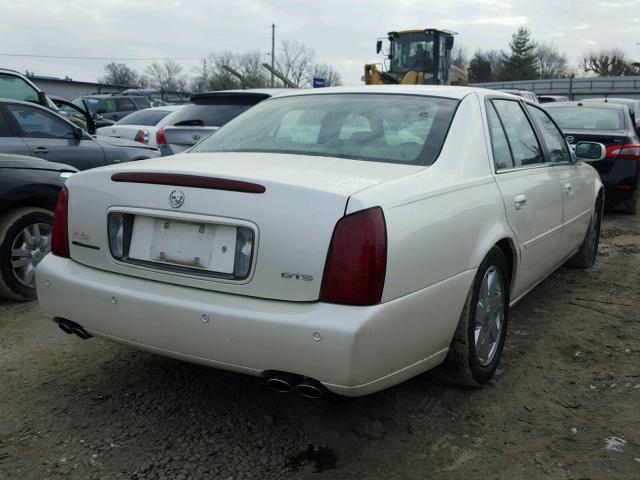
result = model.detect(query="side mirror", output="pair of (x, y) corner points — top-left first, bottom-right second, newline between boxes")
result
(37, 91), (48, 107)
(376, 40), (382, 54)
(73, 126), (84, 139)
(575, 141), (606, 162)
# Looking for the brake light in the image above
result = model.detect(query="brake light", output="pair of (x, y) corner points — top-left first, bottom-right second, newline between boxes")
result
(606, 144), (640, 160)
(156, 127), (166, 146)
(134, 129), (149, 144)
(51, 186), (70, 258)
(320, 207), (387, 306)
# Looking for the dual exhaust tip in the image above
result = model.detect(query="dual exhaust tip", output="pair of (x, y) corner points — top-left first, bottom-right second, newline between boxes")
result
(266, 372), (327, 399)
(55, 317), (92, 340)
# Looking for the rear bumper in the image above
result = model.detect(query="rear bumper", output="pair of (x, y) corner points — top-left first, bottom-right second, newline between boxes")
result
(36, 255), (474, 396)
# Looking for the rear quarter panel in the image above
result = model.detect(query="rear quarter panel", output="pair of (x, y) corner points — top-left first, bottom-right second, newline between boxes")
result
(349, 93), (516, 302)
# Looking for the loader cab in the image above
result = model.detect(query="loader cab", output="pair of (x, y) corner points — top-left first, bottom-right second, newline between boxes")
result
(384, 29), (455, 85)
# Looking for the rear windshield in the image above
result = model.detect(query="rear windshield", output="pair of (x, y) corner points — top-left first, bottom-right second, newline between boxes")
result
(117, 109), (172, 126)
(158, 103), (256, 128)
(190, 93), (459, 165)
(546, 106), (626, 131)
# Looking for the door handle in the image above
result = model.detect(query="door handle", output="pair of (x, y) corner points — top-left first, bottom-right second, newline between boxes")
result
(563, 182), (572, 195)
(514, 194), (527, 211)
(33, 147), (48, 155)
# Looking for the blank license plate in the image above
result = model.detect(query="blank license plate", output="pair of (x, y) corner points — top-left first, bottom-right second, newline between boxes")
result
(128, 216), (237, 273)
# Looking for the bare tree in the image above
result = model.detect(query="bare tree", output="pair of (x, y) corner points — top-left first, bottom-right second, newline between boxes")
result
(276, 40), (316, 87)
(536, 43), (568, 79)
(144, 59), (187, 92)
(236, 51), (270, 88)
(308, 63), (342, 87)
(100, 62), (139, 86)
(580, 48), (636, 76)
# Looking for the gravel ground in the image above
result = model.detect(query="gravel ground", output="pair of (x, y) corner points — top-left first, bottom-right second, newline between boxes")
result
(1, 212), (639, 480)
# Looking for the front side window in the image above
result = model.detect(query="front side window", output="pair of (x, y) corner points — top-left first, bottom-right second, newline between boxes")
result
(191, 94), (459, 166)
(491, 100), (543, 168)
(527, 105), (571, 163)
(158, 103), (255, 128)
(6, 104), (75, 139)
(116, 109), (172, 126)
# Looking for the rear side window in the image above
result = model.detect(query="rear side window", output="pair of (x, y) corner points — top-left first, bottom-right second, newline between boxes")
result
(0, 110), (13, 136)
(191, 93), (459, 165)
(159, 103), (255, 127)
(491, 99), (543, 168)
(115, 98), (136, 112)
(486, 102), (514, 170)
(527, 105), (571, 163)
(0, 74), (38, 103)
(116, 109), (172, 126)
(134, 97), (151, 109)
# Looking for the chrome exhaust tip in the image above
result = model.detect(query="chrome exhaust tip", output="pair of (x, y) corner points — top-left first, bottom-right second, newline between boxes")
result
(295, 378), (327, 399)
(266, 372), (299, 393)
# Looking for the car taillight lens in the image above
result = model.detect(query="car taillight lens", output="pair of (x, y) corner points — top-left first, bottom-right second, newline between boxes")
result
(51, 186), (70, 258)
(606, 144), (640, 160)
(134, 129), (149, 144)
(320, 207), (387, 306)
(156, 127), (166, 146)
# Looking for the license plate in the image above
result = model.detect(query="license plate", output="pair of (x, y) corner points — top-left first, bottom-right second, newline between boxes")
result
(128, 216), (237, 273)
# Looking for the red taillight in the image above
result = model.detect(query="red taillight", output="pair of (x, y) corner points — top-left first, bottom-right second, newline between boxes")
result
(156, 127), (166, 146)
(134, 129), (148, 144)
(320, 207), (387, 306)
(51, 186), (69, 258)
(606, 144), (640, 160)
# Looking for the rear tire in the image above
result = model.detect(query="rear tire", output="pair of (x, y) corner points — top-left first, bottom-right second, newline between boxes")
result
(567, 196), (602, 268)
(442, 246), (510, 387)
(0, 208), (53, 301)
(624, 196), (637, 215)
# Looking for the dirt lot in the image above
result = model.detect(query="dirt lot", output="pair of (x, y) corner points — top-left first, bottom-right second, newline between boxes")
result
(1, 213), (639, 480)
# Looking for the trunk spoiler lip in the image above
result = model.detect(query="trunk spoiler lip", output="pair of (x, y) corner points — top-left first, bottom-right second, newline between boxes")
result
(111, 172), (266, 194)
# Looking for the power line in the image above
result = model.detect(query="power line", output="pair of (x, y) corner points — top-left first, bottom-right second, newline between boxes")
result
(0, 52), (204, 61)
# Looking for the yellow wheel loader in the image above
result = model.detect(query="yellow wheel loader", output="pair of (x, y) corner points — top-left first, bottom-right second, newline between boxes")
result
(364, 29), (468, 86)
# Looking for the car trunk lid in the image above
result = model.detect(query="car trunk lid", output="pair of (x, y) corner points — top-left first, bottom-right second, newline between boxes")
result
(65, 152), (422, 301)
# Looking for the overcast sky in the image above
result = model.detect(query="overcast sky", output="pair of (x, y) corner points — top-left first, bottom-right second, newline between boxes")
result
(2, 0), (640, 86)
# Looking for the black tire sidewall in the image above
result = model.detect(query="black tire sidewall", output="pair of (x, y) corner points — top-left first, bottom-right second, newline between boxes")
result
(0, 211), (53, 300)
(465, 247), (510, 384)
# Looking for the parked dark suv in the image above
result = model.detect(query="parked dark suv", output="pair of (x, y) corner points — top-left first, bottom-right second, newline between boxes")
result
(0, 154), (76, 300)
(72, 94), (152, 122)
(544, 101), (640, 214)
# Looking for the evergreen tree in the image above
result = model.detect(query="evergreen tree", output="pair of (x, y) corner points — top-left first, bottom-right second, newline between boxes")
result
(500, 27), (539, 81)
(468, 51), (493, 82)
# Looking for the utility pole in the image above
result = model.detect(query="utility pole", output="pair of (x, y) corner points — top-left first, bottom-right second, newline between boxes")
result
(271, 23), (276, 87)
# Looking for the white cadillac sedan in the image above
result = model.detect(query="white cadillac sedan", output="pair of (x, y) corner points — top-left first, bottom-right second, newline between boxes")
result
(36, 86), (606, 397)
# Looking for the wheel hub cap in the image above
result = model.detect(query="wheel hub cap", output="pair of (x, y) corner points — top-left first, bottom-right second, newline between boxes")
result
(474, 266), (505, 367)
(10, 222), (52, 288)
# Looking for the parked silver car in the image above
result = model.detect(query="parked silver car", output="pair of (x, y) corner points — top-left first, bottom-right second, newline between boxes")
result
(0, 99), (159, 170)
(156, 89), (289, 156)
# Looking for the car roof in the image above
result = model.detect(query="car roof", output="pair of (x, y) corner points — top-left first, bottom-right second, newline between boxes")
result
(581, 97), (640, 105)
(253, 85), (526, 101)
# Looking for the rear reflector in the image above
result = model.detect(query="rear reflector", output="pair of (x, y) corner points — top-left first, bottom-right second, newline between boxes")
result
(111, 173), (266, 194)
(51, 186), (70, 258)
(156, 127), (167, 146)
(320, 207), (387, 306)
(606, 144), (640, 160)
